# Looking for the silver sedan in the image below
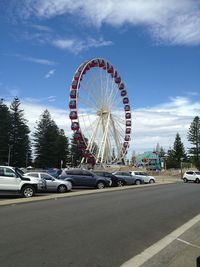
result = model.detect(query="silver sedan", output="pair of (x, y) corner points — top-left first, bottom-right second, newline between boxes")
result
(25, 172), (72, 193)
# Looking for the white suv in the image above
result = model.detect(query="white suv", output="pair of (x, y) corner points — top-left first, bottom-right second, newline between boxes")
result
(131, 171), (156, 184)
(183, 170), (200, 183)
(0, 166), (46, 197)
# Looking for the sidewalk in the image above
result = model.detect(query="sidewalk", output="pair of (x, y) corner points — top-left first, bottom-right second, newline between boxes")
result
(142, 220), (200, 267)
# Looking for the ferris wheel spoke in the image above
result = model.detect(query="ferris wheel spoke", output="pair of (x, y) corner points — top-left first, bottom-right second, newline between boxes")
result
(107, 76), (118, 108)
(110, 93), (123, 109)
(112, 113), (126, 125)
(109, 118), (123, 159)
(79, 114), (99, 140)
(78, 96), (98, 110)
(81, 80), (100, 108)
(86, 115), (102, 151)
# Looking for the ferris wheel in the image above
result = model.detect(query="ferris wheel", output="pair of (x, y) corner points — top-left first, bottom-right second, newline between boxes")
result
(69, 58), (132, 165)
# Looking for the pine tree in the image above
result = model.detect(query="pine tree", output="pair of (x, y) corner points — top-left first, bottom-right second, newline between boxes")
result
(9, 98), (31, 167)
(33, 110), (69, 168)
(166, 133), (186, 169)
(0, 99), (12, 165)
(69, 133), (83, 167)
(187, 116), (200, 169)
(55, 129), (69, 168)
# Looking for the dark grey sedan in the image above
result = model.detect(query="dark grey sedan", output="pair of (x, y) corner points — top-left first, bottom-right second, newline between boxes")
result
(112, 171), (144, 185)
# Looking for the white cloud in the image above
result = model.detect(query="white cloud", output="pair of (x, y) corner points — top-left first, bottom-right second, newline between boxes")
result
(16, 54), (56, 66)
(23, 0), (200, 45)
(44, 69), (55, 79)
(52, 37), (113, 53)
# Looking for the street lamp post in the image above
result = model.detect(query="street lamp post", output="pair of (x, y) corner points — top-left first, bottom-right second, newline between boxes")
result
(180, 157), (184, 179)
(8, 145), (12, 166)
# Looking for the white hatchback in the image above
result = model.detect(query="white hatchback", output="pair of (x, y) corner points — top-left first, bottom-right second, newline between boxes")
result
(183, 171), (200, 183)
(130, 171), (156, 184)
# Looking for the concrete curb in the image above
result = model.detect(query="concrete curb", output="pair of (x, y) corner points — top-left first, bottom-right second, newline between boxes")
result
(0, 181), (177, 207)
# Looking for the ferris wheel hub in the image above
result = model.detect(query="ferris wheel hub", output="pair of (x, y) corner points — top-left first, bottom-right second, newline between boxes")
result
(97, 109), (110, 116)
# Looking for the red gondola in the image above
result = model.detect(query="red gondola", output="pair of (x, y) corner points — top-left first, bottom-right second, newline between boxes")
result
(107, 65), (114, 74)
(69, 111), (78, 120)
(115, 76), (121, 84)
(72, 80), (80, 90)
(125, 113), (131, 119)
(126, 120), (131, 126)
(70, 90), (77, 99)
(123, 142), (129, 148)
(82, 149), (91, 157)
(91, 60), (98, 67)
(114, 70), (118, 78)
(98, 59), (105, 67)
(121, 90), (127, 97)
(124, 105), (130, 111)
(74, 71), (81, 81)
(126, 128), (131, 134)
(74, 131), (82, 141)
(125, 135), (131, 141)
(119, 83), (124, 90)
(69, 100), (76, 109)
(78, 144), (87, 150)
(123, 97), (129, 104)
(71, 122), (79, 131)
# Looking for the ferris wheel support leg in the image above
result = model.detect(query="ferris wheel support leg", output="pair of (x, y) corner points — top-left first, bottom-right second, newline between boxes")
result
(100, 113), (111, 164)
(110, 115), (125, 162)
(87, 116), (101, 151)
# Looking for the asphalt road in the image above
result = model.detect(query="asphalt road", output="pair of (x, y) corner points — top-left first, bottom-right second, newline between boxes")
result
(0, 183), (200, 267)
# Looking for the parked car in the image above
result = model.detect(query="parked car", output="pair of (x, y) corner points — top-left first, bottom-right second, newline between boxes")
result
(183, 170), (200, 183)
(46, 168), (62, 178)
(58, 168), (111, 189)
(25, 172), (72, 192)
(130, 171), (156, 184)
(92, 170), (126, 187)
(112, 171), (144, 185)
(0, 166), (46, 198)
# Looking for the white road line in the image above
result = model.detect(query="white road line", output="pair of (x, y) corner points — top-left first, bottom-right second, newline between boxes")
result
(120, 213), (200, 267)
(176, 238), (200, 249)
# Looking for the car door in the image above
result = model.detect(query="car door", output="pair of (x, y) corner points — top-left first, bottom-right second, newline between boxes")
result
(185, 171), (194, 181)
(80, 170), (96, 186)
(0, 167), (21, 191)
(137, 172), (148, 183)
(40, 173), (55, 191)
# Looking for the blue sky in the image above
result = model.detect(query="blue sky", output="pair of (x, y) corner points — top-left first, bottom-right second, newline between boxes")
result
(1, 0), (200, 154)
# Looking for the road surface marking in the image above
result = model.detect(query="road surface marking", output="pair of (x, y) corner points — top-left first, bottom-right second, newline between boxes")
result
(120, 213), (200, 267)
(176, 237), (200, 249)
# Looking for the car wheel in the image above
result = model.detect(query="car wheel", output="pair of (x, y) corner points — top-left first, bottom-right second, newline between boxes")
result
(117, 180), (125, 187)
(183, 178), (188, 183)
(96, 181), (105, 189)
(57, 185), (67, 193)
(195, 178), (200, 183)
(135, 180), (141, 185)
(149, 179), (155, 184)
(21, 185), (35, 198)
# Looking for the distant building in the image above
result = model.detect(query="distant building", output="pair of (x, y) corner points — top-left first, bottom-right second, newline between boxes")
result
(136, 151), (161, 170)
